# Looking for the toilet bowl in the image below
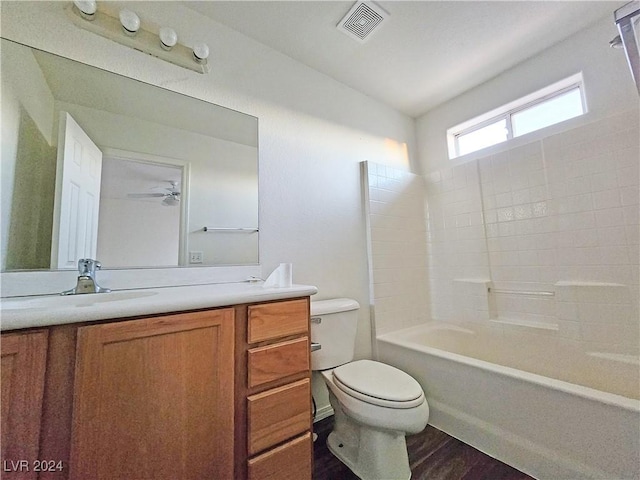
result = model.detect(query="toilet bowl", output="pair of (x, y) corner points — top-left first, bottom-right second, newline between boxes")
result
(322, 360), (429, 433)
(311, 299), (429, 480)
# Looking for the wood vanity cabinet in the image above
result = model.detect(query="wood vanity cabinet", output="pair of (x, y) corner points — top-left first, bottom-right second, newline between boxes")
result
(1, 330), (48, 480)
(0, 296), (313, 480)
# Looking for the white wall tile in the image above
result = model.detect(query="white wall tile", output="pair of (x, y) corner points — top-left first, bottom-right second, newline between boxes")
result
(366, 162), (432, 334)
(620, 186), (639, 206)
(623, 205), (639, 226)
(618, 165), (639, 188)
(593, 189), (622, 210)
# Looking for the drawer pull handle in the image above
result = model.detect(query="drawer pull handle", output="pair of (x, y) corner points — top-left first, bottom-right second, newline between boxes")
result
(310, 317), (322, 324)
(310, 342), (321, 352)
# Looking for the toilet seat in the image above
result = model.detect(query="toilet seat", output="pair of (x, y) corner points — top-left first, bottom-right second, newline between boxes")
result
(332, 360), (425, 409)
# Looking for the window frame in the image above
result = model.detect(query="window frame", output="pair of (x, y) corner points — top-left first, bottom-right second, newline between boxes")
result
(447, 73), (586, 159)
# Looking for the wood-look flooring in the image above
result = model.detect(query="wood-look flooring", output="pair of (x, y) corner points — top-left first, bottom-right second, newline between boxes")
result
(313, 415), (533, 480)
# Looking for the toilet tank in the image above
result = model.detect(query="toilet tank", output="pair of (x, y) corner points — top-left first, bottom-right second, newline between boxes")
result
(310, 298), (360, 371)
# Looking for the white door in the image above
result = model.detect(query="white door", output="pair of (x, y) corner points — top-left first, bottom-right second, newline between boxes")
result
(50, 112), (103, 269)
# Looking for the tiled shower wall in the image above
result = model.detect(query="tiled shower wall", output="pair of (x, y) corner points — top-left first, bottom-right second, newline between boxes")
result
(367, 108), (639, 354)
(363, 162), (430, 336)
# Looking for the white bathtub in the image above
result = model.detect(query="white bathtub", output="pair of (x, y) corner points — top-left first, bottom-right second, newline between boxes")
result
(377, 323), (640, 480)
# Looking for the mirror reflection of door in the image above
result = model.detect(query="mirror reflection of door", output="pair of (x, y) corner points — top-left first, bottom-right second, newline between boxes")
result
(97, 154), (184, 268)
(50, 112), (103, 269)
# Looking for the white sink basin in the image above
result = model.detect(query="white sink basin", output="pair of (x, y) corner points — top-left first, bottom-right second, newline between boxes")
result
(1, 290), (158, 310)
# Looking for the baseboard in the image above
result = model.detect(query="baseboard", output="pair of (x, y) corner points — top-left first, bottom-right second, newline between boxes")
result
(313, 404), (334, 423)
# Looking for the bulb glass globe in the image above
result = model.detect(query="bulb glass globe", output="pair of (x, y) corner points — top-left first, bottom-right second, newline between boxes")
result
(193, 42), (210, 63)
(74, 0), (97, 19)
(159, 27), (178, 50)
(119, 9), (140, 35)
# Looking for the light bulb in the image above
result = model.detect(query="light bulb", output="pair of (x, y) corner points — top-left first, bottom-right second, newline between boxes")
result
(119, 9), (140, 36)
(73, 0), (97, 20)
(159, 27), (178, 50)
(193, 42), (209, 63)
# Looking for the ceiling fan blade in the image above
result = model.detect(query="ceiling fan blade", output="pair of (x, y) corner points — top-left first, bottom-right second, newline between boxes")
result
(127, 193), (166, 198)
(151, 180), (181, 194)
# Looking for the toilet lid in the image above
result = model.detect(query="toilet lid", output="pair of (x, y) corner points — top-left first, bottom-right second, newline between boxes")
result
(332, 360), (425, 409)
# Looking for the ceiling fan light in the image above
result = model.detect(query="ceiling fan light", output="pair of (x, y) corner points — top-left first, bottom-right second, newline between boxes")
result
(162, 195), (180, 207)
(609, 35), (623, 49)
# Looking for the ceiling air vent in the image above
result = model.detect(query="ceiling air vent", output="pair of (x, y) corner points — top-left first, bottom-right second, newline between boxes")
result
(337, 1), (389, 44)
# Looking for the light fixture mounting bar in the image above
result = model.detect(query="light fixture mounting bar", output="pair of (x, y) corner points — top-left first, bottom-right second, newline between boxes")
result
(65, 3), (210, 74)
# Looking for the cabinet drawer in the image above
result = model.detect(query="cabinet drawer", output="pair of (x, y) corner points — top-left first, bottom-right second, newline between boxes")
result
(248, 337), (309, 388)
(248, 299), (308, 344)
(247, 378), (310, 455)
(247, 433), (312, 480)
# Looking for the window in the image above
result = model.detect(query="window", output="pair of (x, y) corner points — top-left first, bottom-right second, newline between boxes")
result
(447, 73), (586, 159)
(457, 119), (508, 157)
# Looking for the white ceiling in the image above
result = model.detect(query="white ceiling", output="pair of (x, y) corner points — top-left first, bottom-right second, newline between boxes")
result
(185, 1), (622, 117)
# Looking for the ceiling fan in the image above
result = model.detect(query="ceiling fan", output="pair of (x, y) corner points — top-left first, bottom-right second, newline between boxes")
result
(127, 181), (181, 206)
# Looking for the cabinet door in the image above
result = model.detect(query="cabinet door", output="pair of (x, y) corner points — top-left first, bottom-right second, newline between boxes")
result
(70, 309), (234, 480)
(1, 330), (48, 480)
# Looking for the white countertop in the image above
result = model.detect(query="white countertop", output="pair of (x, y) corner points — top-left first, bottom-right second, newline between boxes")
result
(0, 282), (318, 331)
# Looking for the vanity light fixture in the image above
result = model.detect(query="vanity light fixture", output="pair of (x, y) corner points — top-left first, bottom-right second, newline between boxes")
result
(66, 2), (210, 74)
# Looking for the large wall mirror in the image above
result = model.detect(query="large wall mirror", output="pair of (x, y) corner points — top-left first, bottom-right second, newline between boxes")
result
(1, 38), (259, 272)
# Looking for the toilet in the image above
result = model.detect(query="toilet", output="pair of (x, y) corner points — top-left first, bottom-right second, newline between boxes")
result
(311, 298), (429, 480)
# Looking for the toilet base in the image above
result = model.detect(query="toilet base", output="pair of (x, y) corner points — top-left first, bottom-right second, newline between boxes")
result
(326, 392), (412, 480)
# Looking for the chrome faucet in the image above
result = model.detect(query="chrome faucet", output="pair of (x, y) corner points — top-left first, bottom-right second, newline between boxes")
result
(61, 259), (111, 295)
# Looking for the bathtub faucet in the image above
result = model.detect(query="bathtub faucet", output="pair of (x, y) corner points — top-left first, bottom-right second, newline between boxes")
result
(61, 259), (111, 295)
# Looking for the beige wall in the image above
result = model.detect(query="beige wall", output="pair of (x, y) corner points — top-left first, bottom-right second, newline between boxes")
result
(1, 42), (56, 270)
